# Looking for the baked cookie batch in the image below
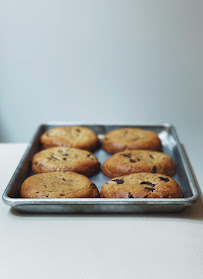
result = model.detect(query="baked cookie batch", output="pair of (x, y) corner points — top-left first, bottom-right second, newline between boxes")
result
(21, 126), (183, 199)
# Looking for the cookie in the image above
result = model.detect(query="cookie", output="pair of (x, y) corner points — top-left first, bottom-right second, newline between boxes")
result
(32, 147), (100, 177)
(41, 126), (100, 151)
(102, 150), (175, 178)
(21, 172), (100, 198)
(102, 128), (161, 154)
(100, 173), (183, 198)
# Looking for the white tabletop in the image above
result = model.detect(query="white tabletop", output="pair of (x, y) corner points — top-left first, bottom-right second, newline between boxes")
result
(1, 143), (203, 279)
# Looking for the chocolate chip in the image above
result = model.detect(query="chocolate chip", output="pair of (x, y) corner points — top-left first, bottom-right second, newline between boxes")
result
(89, 183), (96, 189)
(137, 158), (140, 161)
(76, 129), (81, 132)
(159, 177), (170, 182)
(39, 163), (44, 168)
(144, 187), (155, 192)
(140, 181), (155, 187)
(130, 159), (136, 163)
(62, 178), (66, 181)
(105, 138), (109, 140)
(120, 153), (132, 158)
(149, 154), (154, 159)
(87, 154), (94, 160)
(112, 179), (124, 184)
(63, 154), (69, 156)
(63, 158), (67, 160)
(152, 165), (157, 173)
(46, 133), (50, 136)
(128, 192), (134, 198)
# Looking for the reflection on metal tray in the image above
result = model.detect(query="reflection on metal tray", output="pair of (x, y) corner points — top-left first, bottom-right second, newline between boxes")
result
(2, 123), (199, 213)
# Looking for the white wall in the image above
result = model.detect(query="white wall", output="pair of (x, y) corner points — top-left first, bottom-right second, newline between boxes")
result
(0, 0), (202, 143)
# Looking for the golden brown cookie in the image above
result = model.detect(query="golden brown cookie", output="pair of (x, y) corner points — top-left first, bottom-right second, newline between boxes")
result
(21, 172), (100, 198)
(32, 147), (100, 177)
(100, 173), (183, 198)
(102, 128), (161, 154)
(102, 150), (175, 178)
(41, 126), (100, 151)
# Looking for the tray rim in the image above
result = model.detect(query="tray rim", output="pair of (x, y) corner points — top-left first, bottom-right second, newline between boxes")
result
(2, 123), (199, 210)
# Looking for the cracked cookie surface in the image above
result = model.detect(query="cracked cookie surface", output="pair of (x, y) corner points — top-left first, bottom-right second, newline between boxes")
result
(21, 172), (99, 198)
(102, 128), (161, 154)
(32, 147), (100, 177)
(102, 150), (175, 178)
(41, 126), (100, 151)
(100, 173), (183, 198)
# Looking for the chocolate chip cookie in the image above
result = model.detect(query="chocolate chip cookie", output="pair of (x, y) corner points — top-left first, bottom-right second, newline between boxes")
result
(32, 147), (100, 177)
(41, 126), (100, 151)
(100, 173), (183, 198)
(102, 150), (175, 178)
(21, 172), (100, 198)
(102, 128), (161, 154)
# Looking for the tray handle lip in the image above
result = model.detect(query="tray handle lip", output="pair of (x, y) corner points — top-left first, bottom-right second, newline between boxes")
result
(2, 194), (197, 207)
(178, 144), (200, 201)
(39, 121), (173, 129)
(1, 125), (43, 204)
(174, 143), (199, 203)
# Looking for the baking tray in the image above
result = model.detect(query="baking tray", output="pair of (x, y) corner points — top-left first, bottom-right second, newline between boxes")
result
(2, 123), (199, 213)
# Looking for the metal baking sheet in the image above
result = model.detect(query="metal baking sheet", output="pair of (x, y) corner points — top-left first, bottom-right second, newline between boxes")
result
(2, 123), (199, 213)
